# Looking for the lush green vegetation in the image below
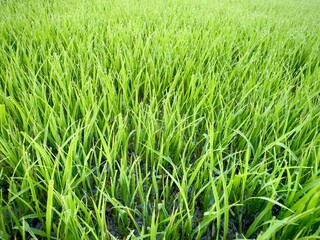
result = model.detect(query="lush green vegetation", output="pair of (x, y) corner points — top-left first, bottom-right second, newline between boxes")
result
(1, 0), (320, 239)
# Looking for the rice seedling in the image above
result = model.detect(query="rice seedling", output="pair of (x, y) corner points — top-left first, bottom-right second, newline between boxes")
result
(0, 0), (320, 239)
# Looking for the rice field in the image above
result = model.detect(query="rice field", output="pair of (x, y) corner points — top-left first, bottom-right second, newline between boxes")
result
(1, 0), (320, 239)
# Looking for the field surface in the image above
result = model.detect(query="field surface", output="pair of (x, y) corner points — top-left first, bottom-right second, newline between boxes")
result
(1, 0), (320, 239)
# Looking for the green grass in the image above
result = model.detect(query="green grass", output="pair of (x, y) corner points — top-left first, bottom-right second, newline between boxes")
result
(1, 0), (320, 239)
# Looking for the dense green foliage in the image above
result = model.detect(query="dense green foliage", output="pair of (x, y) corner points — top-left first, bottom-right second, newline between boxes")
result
(1, 0), (320, 239)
